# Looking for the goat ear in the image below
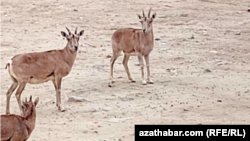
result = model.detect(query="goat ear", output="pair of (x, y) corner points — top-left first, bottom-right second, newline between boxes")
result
(34, 97), (39, 107)
(78, 30), (84, 36)
(21, 105), (25, 110)
(61, 31), (67, 37)
(152, 13), (156, 19)
(137, 14), (142, 20)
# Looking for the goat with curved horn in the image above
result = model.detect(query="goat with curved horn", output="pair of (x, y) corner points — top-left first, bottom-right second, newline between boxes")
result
(110, 8), (157, 85)
(5, 27), (85, 115)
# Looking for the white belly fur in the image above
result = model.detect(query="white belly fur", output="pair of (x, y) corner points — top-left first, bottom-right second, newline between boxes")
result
(28, 76), (54, 84)
(124, 52), (136, 56)
(7, 60), (54, 84)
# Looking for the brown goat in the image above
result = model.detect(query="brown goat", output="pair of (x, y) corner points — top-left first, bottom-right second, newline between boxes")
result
(110, 8), (156, 85)
(5, 27), (84, 115)
(1, 96), (39, 141)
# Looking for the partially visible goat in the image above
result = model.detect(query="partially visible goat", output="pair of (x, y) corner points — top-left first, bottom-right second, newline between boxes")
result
(1, 96), (39, 141)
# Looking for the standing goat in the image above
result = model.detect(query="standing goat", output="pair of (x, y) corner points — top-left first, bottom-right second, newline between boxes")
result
(5, 27), (84, 115)
(1, 96), (39, 141)
(110, 8), (156, 85)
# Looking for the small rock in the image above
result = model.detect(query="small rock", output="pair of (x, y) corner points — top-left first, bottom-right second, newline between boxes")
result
(209, 50), (217, 54)
(180, 14), (188, 17)
(108, 117), (130, 123)
(183, 109), (188, 111)
(166, 68), (171, 72)
(106, 55), (112, 58)
(190, 34), (195, 39)
(108, 83), (113, 87)
(68, 96), (90, 102)
(217, 100), (222, 102)
(204, 69), (212, 73)
(235, 32), (241, 35)
(159, 15), (168, 18)
(155, 38), (160, 41)
(73, 9), (78, 12)
(135, 63), (140, 66)
(102, 107), (112, 111)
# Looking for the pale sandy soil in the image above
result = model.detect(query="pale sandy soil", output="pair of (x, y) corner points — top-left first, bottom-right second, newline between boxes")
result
(1, 0), (250, 140)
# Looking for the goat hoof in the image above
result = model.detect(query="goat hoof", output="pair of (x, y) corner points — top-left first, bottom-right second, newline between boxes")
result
(110, 77), (115, 83)
(147, 81), (154, 84)
(108, 83), (114, 87)
(129, 79), (136, 83)
(58, 107), (66, 112)
(60, 109), (66, 112)
(142, 80), (147, 85)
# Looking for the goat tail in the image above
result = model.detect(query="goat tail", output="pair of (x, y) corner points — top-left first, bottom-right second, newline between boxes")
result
(5, 61), (11, 69)
(5, 60), (12, 72)
(5, 61), (11, 78)
(5, 62), (10, 70)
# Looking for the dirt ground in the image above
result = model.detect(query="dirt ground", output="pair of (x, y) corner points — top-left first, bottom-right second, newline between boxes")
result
(1, 0), (250, 140)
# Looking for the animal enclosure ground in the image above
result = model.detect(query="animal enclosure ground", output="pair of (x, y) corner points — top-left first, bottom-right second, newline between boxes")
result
(1, 0), (250, 141)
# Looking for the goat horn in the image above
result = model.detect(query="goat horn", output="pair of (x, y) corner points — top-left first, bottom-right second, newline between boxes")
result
(65, 27), (71, 35)
(142, 9), (145, 17)
(148, 7), (152, 18)
(30, 95), (32, 102)
(75, 27), (78, 34)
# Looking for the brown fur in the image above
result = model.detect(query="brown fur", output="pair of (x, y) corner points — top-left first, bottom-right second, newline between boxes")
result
(5, 27), (84, 115)
(1, 96), (39, 141)
(110, 8), (156, 85)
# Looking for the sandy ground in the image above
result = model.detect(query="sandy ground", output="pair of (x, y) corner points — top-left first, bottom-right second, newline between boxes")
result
(1, 0), (250, 140)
